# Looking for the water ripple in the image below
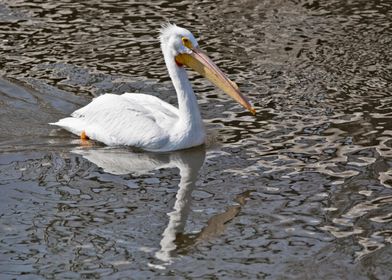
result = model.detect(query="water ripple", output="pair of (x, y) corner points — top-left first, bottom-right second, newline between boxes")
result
(0, 0), (392, 278)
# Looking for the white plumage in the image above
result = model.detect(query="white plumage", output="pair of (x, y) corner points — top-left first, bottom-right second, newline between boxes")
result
(51, 24), (254, 152)
(53, 93), (195, 151)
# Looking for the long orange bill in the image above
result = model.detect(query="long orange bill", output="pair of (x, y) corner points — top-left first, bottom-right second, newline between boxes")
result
(175, 47), (255, 115)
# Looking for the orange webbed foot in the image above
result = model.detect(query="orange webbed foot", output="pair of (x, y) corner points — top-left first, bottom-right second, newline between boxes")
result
(80, 130), (91, 146)
(80, 130), (89, 140)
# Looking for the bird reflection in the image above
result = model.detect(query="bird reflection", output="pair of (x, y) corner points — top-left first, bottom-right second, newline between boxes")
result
(72, 146), (206, 264)
(72, 146), (252, 266)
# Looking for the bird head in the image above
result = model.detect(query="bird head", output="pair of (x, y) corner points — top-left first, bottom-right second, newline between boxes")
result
(160, 23), (198, 58)
(159, 23), (255, 115)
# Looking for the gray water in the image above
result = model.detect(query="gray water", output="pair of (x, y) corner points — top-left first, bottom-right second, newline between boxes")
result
(1, 0), (392, 279)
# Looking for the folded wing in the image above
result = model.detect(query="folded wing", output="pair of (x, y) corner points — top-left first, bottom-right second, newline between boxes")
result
(51, 93), (179, 149)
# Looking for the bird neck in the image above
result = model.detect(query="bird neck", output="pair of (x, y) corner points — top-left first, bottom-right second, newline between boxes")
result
(164, 55), (203, 129)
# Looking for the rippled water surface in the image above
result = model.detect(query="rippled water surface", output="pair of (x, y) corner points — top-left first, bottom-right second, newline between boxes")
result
(1, 0), (392, 279)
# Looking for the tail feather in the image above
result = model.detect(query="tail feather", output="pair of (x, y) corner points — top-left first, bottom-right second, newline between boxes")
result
(49, 117), (85, 136)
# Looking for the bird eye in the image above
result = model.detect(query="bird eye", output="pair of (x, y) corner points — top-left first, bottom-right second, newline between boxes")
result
(182, 37), (193, 49)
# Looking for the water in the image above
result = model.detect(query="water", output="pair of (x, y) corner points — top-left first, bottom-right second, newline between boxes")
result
(1, 0), (391, 278)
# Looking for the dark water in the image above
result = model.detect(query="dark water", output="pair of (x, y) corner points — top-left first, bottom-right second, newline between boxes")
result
(1, 0), (392, 279)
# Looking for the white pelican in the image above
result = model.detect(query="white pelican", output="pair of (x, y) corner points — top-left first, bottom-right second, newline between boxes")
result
(51, 24), (255, 151)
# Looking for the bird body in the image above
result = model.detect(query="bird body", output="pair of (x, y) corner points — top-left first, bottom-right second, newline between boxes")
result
(55, 92), (204, 151)
(51, 24), (254, 151)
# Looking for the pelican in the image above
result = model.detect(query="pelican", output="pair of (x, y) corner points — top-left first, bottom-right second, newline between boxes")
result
(51, 24), (255, 152)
